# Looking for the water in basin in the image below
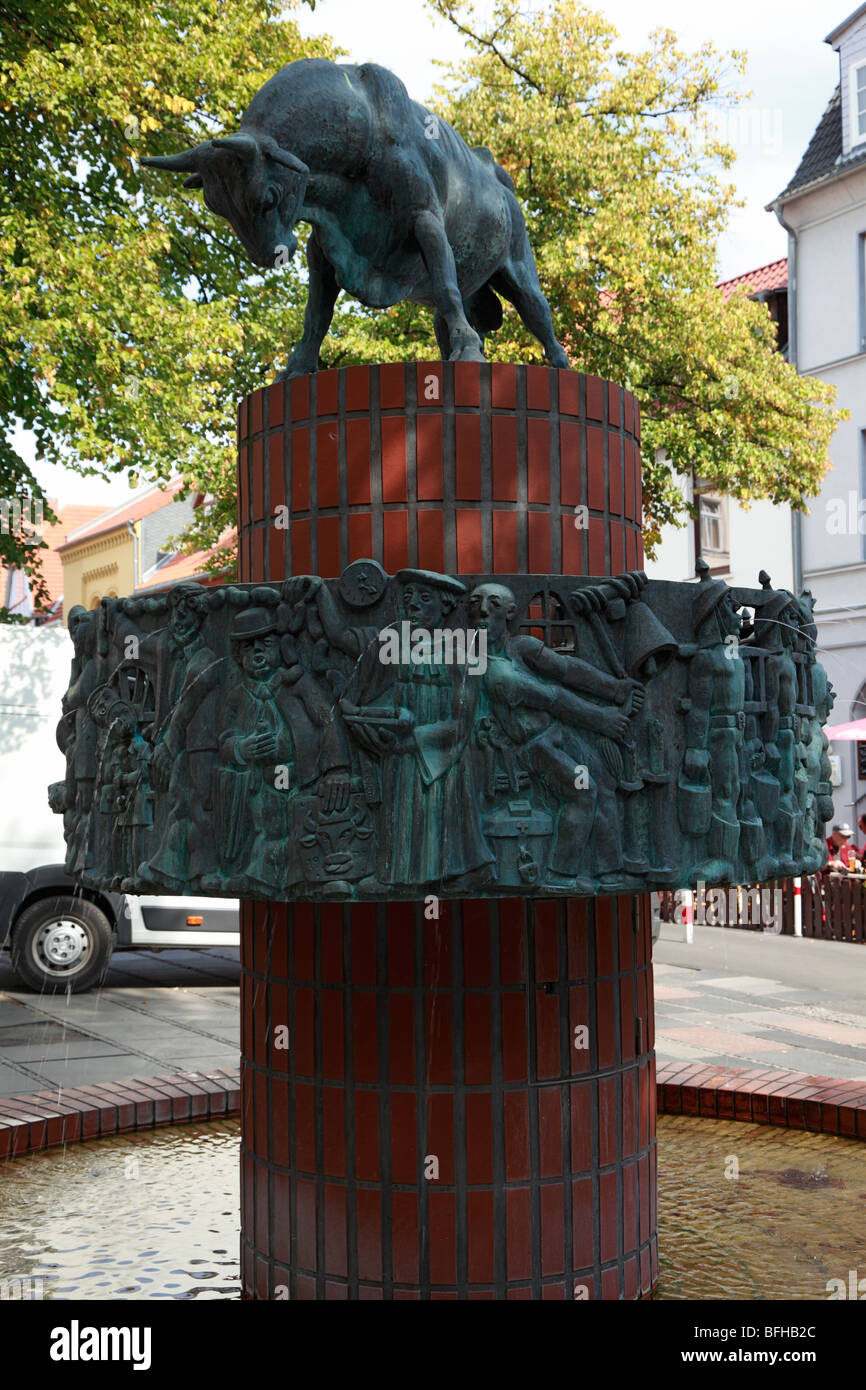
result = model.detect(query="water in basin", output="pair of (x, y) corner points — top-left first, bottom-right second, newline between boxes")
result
(1, 1114), (864, 1299)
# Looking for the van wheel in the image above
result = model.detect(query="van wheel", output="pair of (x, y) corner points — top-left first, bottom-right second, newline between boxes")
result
(10, 898), (114, 994)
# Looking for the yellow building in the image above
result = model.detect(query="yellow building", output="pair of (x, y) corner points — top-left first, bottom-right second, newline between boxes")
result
(57, 480), (192, 623)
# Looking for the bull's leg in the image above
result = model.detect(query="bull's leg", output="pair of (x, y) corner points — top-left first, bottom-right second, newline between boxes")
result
(414, 211), (485, 363)
(491, 244), (569, 369)
(433, 311), (452, 361)
(441, 301), (487, 356)
(277, 232), (340, 380)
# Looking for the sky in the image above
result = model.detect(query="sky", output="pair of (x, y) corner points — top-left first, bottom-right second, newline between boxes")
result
(26, 0), (841, 510)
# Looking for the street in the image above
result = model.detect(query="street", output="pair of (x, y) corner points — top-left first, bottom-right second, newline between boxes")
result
(654, 923), (866, 1078)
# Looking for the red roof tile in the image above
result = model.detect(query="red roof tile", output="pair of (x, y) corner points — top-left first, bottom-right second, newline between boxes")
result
(135, 529), (237, 591)
(717, 258), (788, 301)
(1, 502), (104, 616)
(57, 479), (186, 550)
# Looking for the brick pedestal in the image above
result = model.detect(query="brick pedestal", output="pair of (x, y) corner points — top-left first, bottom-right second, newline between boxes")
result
(237, 363), (657, 1298)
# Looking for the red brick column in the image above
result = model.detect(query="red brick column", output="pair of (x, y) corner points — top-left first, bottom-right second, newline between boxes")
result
(237, 363), (657, 1299)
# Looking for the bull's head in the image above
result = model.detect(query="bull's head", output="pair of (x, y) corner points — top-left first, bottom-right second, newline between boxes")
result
(141, 133), (309, 270)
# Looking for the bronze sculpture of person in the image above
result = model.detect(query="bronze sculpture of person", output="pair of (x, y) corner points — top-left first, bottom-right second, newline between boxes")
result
(340, 569), (495, 892)
(800, 663), (835, 873)
(86, 688), (140, 888)
(54, 606), (102, 876)
(114, 727), (154, 892)
(750, 588), (804, 876)
(464, 582), (644, 892)
(214, 607), (350, 894)
(679, 564), (745, 881)
(128, 583), (224, 889)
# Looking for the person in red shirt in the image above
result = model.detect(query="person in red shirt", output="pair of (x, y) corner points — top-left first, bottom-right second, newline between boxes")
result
(826, 823), (855, 871)
(858, 812), (866, 864)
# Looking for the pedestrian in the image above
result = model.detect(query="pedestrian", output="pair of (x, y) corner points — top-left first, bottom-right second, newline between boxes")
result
(825, 822), (855, 872)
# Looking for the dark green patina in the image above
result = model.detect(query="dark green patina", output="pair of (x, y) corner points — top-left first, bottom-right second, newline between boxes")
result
(50, 564), (834, 902)
(140, 59), (569, 377)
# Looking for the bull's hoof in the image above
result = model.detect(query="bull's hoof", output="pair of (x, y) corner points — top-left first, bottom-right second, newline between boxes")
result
(449, 346), (486, 363)
(275, 364), (316, 383)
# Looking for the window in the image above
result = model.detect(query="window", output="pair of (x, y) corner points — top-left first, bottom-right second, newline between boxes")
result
(699, 495), (725, 552)
(850, 60), (866, 146)
(694, 483), (730, 575)
(521, 589), (575, 651)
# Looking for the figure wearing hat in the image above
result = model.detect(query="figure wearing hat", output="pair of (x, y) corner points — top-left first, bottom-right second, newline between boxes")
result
(341, 569), (495, 891)
(679, 563), (745, 881)
(121, 582), (225, 889)
(214, 606), (350, 894)
(825, 822), (857, 874)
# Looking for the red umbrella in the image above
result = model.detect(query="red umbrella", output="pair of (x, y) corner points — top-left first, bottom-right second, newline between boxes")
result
(824, 718), (866, 741)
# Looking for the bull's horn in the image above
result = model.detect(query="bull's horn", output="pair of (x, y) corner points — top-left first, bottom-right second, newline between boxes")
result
(259, 134), (309, 176)
(140, 146), (207, 173)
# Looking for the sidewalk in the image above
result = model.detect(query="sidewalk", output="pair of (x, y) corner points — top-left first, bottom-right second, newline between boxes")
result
(1, 931), (864, 1103)
(0, 947), (239, 1099)
(653, 923), (866, 1080)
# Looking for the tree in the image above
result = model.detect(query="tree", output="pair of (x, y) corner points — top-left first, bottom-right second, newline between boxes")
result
(416, 0), (844, 553)
(2, 0), (845, 590)
(0, 0), (332, 605)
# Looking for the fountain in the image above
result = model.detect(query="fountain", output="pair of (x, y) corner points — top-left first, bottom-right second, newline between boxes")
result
(37, 57), (836, 1300)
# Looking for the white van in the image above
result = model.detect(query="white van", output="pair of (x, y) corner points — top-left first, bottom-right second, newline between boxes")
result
(0, 624), (238, 992)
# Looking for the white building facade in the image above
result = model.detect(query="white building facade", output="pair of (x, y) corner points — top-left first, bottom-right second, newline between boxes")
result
(771, 4), (866, 827)
(646, 257), (794, 596)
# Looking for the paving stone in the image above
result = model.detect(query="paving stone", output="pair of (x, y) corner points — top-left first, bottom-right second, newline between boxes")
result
(31, 1056), (157, 1085)
(120, 1036), (239, 1061)
(735, 1011), (866, 1047)
(749, 1028), (866, 1065)
(695, 975), (800, 995)
(0, 1063), (46, 1097)
(659, 995), (768, 1018)
(657, 1025), (790, 1054)
(1, 1042), (128, 1062)
(654, 1038), (710, 1061)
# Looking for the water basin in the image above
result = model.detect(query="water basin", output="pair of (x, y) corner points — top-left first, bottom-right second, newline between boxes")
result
(1, 1114), (864, 1299)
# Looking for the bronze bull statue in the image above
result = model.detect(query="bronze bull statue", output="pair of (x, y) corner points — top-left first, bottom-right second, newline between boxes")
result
(141, 58), (569, 379)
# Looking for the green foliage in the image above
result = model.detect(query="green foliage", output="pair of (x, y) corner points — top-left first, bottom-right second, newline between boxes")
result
(416, 0), (845, 552)
(0, 0), (846, 596)
(0, 0), (330, 595)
